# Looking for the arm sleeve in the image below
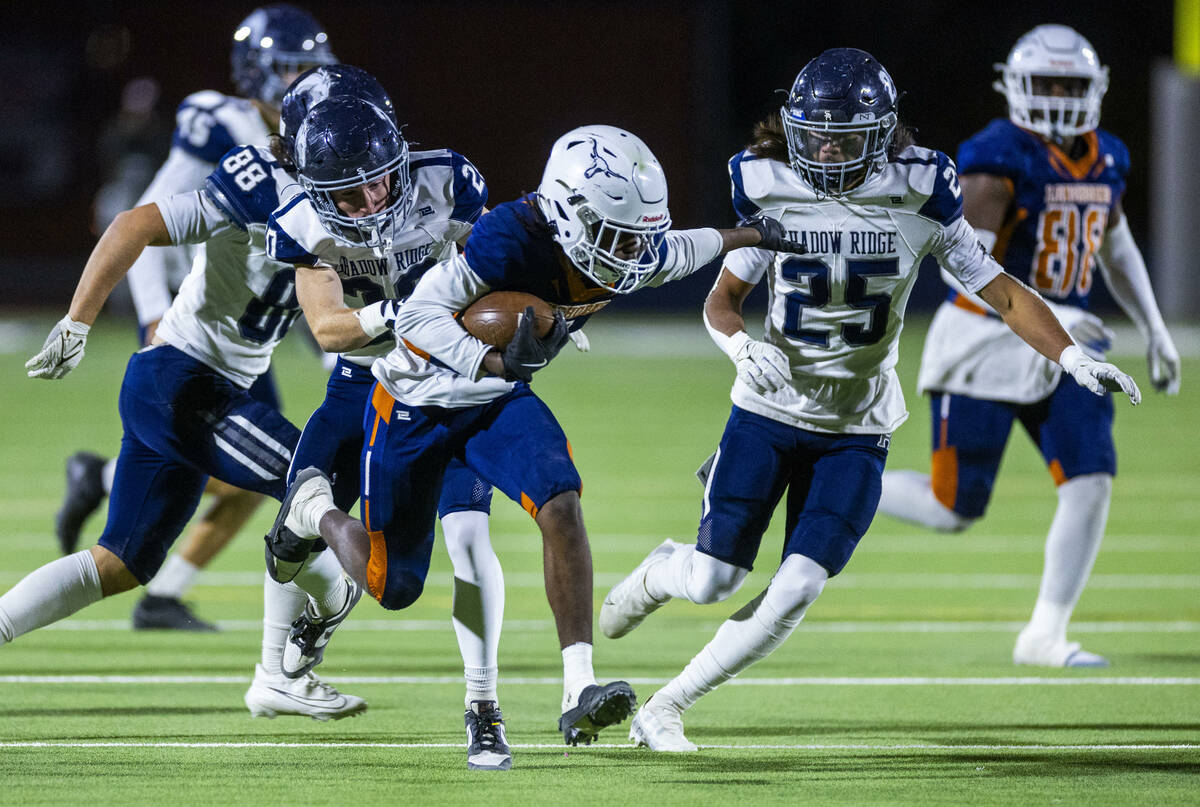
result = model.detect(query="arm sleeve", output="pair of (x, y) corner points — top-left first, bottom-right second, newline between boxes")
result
(156, 190), (237, 245)
(647, 228), (725, 286)
(392, 254), (497, 379)
(722, 245), (773, 285)
(1096, 215), (1168, 339)
(931, 216), (1004, 293)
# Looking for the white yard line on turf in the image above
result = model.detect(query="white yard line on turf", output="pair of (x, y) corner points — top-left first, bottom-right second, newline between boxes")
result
(5, 571), (1195, 590)
(36, 619), (1200, 633)
(0, 741), (1195, 751)
(2, 675), (1198, 685)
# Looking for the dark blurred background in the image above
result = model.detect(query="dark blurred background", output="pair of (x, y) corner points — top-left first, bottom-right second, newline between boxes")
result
(0, 1), (1174, 312)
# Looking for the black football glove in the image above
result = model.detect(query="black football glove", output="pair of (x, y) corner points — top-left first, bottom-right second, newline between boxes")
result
(738, 214), (806, 254)
(502, 307), (569, 383)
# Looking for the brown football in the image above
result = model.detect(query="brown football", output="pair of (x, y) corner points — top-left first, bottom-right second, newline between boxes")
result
(460, 291), (556, 349)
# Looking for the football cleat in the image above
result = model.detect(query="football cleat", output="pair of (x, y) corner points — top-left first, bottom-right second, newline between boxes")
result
(264, 467), (333, 583)
(244, 663), (367, 721)
(282, 574), (362, 678)
(558, 681), (637, 746)
(55, 451), (107, 555)
(131, 594), (218, 632)
(629, 694), (698, 752)
(600, 539), (679, 639)
(465, 701), (512, 771)
(1013, 629), (1110, 668)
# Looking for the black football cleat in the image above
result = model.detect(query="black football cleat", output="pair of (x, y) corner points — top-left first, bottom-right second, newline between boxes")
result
(557, 681), (638, 746)
(132, 595), (219, 632)
(264, 467), (330, 583)
(55, 451), (108, 555)
(465, 701), (512, 770)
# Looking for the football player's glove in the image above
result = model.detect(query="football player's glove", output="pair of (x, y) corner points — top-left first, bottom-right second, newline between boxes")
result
(1059, 345), (1140, 404)
(502, 307), (569, 383)
(354, 299), (403, 339)
(730, 331), (790, 395)
(569, 329), (591, 353)
(1147, 329), (1181, 395)
(26, 316), (90, 380)
(737, 214), (806, 254)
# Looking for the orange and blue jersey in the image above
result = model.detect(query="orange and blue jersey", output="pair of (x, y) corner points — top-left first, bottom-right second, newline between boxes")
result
(956, 118), (1129, 310)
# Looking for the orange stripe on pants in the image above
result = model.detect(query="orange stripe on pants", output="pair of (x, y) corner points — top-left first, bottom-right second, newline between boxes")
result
(367, 529), (388, 602)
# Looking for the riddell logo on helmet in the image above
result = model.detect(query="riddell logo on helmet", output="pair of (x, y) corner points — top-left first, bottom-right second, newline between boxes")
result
(641, 213), (666, 222)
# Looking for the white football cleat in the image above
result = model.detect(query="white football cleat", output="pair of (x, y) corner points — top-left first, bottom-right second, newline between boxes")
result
(244, 663), (367, 721)
(629, 694), (698, 752)
(600, 539), (679, 639)
(283, 575), (362, 678)
(1013, 629), (1109, 668)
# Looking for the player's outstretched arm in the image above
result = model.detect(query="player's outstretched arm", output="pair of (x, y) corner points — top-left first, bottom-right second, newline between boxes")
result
(703, 267), (789, 394)
(722, 215), (807, 255)
(1096, 207), (1180, 394)
(978, 272), (1141, 404)
(26, 203), (172, 380)
(294, 264), (393, 353)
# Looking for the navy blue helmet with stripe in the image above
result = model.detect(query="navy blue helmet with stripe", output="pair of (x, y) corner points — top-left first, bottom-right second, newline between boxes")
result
(231, 4), (337, 107)
(279, 64), (395, 165)
(294, 96), (413, 248)
(780, 48), (899, 196)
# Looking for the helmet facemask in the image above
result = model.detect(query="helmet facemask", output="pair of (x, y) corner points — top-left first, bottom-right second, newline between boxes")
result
(997, 67), (1107, 141)
(781, 110), (897, 197)
(301, 147), (413, 249)
(558, 193), (670, 293)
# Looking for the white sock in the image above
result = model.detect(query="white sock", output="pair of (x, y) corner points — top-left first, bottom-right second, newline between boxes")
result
(0, 550), (103, 645)
(101, 460), (117, 496)
(144, 554), (199, 599)
(877, 470), (973, 532)
(293, 548), (348, 618)
(1024, 473), (1112, 642)
(442, 510), (504, 707)
(286, 475), (336, 539)
(644, 543), (746, 604)
(561, 642), (597, 710)
(657, 555), (826, 712)
(260, 573), (308, 676)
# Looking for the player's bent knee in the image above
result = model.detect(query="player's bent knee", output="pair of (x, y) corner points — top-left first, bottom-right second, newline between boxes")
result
(88, 545), (140, 598)
(766, 554), (829, 619)
(937, 511), (976, 534)
(376, 575), (425, 611)
(687, 551), (748, 605)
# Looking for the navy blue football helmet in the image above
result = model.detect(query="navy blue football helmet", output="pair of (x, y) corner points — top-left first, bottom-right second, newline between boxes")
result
(279, 64), (396, 164)
(294, 96), (413, 247)
(231, 4), (337, 107)
(780, 48), (899, 196)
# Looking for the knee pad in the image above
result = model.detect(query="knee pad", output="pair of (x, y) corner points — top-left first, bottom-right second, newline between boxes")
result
(686, 550), (748, 605)
(764, 554), (829, 621)
(376, 574), (424, 611)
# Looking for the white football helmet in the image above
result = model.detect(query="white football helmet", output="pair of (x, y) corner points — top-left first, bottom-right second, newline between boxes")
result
(995, 24), (1108, 141)
(536, 125), (671, 294)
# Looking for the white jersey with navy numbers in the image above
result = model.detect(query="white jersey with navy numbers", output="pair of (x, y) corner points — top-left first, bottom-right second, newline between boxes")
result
(266, 148), (488, 368)
(723, 145), (1003, 434)
(155, 145), (303, 388)
(127, 91), (273, 327)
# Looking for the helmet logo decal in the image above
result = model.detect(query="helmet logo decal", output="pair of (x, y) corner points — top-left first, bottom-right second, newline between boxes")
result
(583, 138), (627, 182)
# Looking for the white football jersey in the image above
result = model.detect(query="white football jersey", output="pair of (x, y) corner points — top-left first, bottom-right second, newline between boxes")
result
(127, 91), (273, 326)
(723, 146), (1002, 433)
(266, 148), (487, 367)
(155, 145), (303, 388)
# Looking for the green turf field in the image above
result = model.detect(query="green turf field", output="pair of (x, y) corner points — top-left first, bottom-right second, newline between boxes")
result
(0, 313), (1196, 805)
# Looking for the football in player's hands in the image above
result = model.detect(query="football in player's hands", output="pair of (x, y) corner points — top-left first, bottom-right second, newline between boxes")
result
(461, 291), (556, 349)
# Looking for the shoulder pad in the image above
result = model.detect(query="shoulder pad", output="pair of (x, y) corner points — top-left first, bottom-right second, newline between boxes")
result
(266, 194), (321, 265)
(956, 119), (1028, 179)
(895, 147), (963, 226)
(463, 202), (532, 286)
(728, 149), (767, 220)
(410, 149), (489, 226)
(1097, 129), (1131, 178)
(172, 92), (239, 164)
(202, 146), (282, 230)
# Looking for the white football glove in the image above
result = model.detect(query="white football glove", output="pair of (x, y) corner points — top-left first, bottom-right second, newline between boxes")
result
(1059, 344), (1141, 405)
(1066, 311), (1114, 359)
(569, 329), (590, 353)
(26, 316), (91, 380)
(1147, 329), (1181, 395)
(730, 331), (790, 395)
